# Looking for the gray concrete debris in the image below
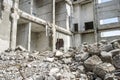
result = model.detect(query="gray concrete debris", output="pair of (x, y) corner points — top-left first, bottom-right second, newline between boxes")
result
(15, 45), (27, 51)
(79, 74), (88, 80)
(55, 50), (64, 57)
(84, 55), (102, 71)
(110, 49), (120, 57)
(111, 39), (120, 49)
(0, 39), (120, 80)
(94, 63), (115, 79)
(104, 73), (118, 80)
(75, 51), (89, 62)
(88, 43), (100, 55)
(100, 44), (114, 52)
(112, 54), (120, 69)
(100, 51), (112, 63)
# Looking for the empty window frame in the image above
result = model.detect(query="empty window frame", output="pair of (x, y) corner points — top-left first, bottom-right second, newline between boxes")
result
(56, 38), (64, 50)
(85, 21), (94, 30)
(101, 30), (120, 37)
(98, 0), (112, 4)
(100, 17), (119, 25)
(74, 23), (78, 32)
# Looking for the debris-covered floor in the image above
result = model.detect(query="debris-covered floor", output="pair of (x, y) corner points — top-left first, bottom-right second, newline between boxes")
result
(0, 39), (120, 80)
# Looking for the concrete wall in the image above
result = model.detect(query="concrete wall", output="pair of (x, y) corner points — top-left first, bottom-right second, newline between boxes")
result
(95, 0), (120, 42)
(73, 2), (94, 31)
(98, 28), (120, 42)
(17, 23), (31, 50)
(73, 34), (82, 47)
(81, 32), (95, 44)
(19, 0), (32, 14)
(31, 31), (50, 52)
(97, 0), (120, 28)
(56, 1), (67, 29)
(56, 32), (72, 52)
(32, 0), (53, 22)
(31, 32), (37, 51)
(0, 0), (13, 52)
(73, 1), (94, 47)
(81, 2), (93, 31)
(56, 1), (71, 30)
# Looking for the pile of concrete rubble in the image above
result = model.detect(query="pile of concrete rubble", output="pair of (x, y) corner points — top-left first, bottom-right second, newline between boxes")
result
(0, 39), (120, 80)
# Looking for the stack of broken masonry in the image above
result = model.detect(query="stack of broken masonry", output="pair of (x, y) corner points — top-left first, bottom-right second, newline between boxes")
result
(0, 39), (120, 80)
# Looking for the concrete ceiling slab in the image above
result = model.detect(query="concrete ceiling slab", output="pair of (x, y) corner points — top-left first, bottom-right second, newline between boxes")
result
(18, 18), (45, 32)
(31, 23), (45, 32)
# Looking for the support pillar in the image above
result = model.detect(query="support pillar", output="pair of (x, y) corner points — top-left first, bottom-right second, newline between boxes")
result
(52, 0), (56, 52)
(10, 0), (19, 49)
(26, 23), (31, 51)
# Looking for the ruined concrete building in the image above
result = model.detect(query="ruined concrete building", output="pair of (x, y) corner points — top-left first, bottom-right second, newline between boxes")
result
(0, 0), (120, 52)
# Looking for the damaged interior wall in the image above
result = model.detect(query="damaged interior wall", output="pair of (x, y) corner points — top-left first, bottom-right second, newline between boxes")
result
(56, 32), (72, 52)
(31, 31), (50, 51)
(18, 0), (72, 51)
(17, 23), (31, 50)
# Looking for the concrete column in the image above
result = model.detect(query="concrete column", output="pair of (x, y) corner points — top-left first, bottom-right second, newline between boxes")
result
(78, 4), (82, 45)
(10, 0), (19, 49)
(52, 0), (56, 52)
(93, 0), (98, 43)
(65, 2), (71, 31)
(26, 23), (31, 51)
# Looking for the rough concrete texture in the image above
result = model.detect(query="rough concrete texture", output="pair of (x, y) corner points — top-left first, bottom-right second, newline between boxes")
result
(0, 39), (120, 80)
(0, 0), (12, 52)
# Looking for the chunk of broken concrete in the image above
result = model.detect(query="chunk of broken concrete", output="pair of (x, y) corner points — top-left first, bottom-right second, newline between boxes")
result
(112, 54), (120, 69)
(84, 55), (102, 71)
(110, 49), (120, 57)
(15, 45), (27, 51)
(94, 63), (115, 79)
(75, 52), (89, 62)
(100, 51), (112, 63)
(111, 39), (120, 49)
(49, 68), (60, 76)
(62, 58), (72, 64)
(88, 43), (100, 55)
(55, 51), (64, 57)
(79, 74), (88, 80)
(100, 44), (114, 52)
(104, 73), (117, 80)
(44, 57), (54, 62)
